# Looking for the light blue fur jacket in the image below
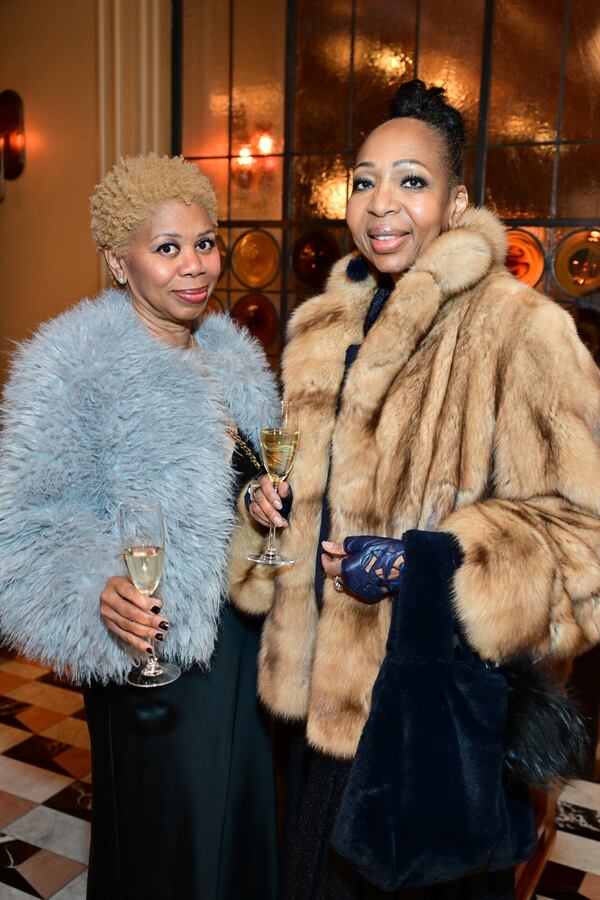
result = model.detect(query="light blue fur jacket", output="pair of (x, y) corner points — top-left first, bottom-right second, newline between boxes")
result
(0, 290), (278, 683)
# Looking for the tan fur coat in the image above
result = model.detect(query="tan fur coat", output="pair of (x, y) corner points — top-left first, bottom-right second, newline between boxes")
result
(230, 207), (600, 759)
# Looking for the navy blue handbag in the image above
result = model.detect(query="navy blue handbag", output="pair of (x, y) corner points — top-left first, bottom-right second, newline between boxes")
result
(330, 530), (537, 890)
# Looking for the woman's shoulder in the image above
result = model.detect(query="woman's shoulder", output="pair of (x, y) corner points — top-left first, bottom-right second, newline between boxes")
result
(477, 269), (573, 330)
(4, 290), (134, 407)
(472, 271), (594, 380)
(12, 289), (130, 365)
(196, 311), (273, 375)
(196, 309), (256, 350)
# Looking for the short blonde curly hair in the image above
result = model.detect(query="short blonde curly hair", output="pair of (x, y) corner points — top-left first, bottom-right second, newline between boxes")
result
(90, 153), (218, 252)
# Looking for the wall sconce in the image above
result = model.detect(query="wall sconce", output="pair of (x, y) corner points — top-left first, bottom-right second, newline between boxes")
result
(233, 130), (275, 188)
(256, 132), (274, 156)
(0, 90), (26, 202)
(234, 145), (256, 188)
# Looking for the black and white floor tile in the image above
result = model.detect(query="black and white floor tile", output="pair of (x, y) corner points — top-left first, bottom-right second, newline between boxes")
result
(535, 780), (600, 899)
(0, 653), (90, 898)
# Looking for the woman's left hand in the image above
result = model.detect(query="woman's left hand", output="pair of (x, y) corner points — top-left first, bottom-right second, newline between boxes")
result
(248, 474), (291, 529)
(322, 536), (406, 603)
(321, 541), (347, 578)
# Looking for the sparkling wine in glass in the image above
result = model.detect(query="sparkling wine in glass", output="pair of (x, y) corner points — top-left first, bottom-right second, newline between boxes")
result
(247, 402), (299, 566)
(118, 499), (180, 688)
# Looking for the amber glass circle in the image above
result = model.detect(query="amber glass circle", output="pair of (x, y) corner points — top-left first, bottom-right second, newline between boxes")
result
(231, 230), (280, 289)
(553, 229), (600, 298)
(292, 229), (341, 291)
(505, 229), (545, 287)
(231, 293), (279, 349)
(205, 294), (225, 315)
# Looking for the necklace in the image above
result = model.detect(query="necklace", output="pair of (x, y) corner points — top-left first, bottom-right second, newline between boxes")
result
(226, 429), (263, 472)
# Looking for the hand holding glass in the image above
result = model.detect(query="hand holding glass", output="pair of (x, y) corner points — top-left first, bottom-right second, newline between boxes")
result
(118, 499), (180, 687)
(247, 402), (299, 566)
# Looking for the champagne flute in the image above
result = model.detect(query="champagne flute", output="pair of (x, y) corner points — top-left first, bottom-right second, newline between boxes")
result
(247, 401), (299, 566)
(118, 499), (181, 688)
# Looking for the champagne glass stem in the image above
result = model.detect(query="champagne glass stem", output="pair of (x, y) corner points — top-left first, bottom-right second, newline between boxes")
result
(143, 638), (163, 677)
(140, 596), (163, 676)
(265, 522), (277, 559)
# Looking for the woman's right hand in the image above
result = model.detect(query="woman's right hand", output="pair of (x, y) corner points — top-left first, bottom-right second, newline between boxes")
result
(248, 473), (291, 528)
(99, 576), (170, 656)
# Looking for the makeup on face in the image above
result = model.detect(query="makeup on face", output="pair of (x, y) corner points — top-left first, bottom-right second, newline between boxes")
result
(117, 199), (222, 342)
(346, 118), (467, 278)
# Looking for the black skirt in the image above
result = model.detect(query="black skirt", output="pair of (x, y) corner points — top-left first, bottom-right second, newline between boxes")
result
(281, 734), (514, 900)
(84, 604), (278, 900)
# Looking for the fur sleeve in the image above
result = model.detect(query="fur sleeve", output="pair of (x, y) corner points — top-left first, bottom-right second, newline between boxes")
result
(0, 333), (133, 683)
(442, 300), (600, 661)
(228, 489), (277, 614)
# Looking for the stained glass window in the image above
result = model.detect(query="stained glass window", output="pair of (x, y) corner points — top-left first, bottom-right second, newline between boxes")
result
(180, 0), (600, 359)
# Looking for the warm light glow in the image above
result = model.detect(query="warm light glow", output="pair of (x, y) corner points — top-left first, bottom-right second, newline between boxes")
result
(257, 133), (274, 155)
(589, 231), (600, 242)
(310, 160), (351, 220)
(0, 89), (25, 181)
(586, 26), (600, 77)
(8, 131), (24, 152)
(499, 112), (555, 143)
(368, 43), (412, 84)
(236, 146), (255, 169)
(353, 36), (413, 85)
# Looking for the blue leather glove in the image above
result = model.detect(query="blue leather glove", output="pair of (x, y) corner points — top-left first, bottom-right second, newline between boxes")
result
(340, 535), (406, 604)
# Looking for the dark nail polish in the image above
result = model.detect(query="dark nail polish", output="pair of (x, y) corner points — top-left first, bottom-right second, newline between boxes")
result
(145, 647), (153, 654)
(158, 621), (169, 631)
(151, 605), (161, 614)
(155, 632), (164, 641)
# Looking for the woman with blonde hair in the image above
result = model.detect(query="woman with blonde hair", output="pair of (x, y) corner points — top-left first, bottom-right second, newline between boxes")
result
(0, 154), (279, 899)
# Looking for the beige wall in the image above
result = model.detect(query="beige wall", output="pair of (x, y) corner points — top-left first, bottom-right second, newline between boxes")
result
(0, 0), (172, 383)
(0, 0), (99, 380)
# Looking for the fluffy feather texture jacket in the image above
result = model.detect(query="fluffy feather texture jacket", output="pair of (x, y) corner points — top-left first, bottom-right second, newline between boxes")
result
(0, 290), (278, 683)
(230, 207), (600, 759)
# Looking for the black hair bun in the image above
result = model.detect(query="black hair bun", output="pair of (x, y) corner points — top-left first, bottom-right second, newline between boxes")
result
(389, 79), (445, 117)
(387, 79), (466, 184)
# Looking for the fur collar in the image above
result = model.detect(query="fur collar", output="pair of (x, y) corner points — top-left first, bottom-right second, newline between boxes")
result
(412, 205), (507, 294)
(289, 205), (507, 345)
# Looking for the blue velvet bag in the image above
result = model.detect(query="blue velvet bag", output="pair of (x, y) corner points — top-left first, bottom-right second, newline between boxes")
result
(330, 530), (537, 890)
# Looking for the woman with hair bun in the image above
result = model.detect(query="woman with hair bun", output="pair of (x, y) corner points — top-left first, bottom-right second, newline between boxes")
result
(0, 154), (279, 899)
(231, 80), (600, 898)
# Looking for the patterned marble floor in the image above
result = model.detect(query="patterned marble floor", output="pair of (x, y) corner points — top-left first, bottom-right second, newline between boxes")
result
(536, 779), (600, 900)
(0, 649), (596, 899)
(0, 653), (89, 898)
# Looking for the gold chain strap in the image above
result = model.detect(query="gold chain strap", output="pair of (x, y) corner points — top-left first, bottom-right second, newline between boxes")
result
(227, 429), (263, 472)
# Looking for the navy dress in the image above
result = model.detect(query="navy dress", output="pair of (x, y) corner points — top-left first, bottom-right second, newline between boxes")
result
(281, 285), (514, 900)
(84, 444), (278, 900)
